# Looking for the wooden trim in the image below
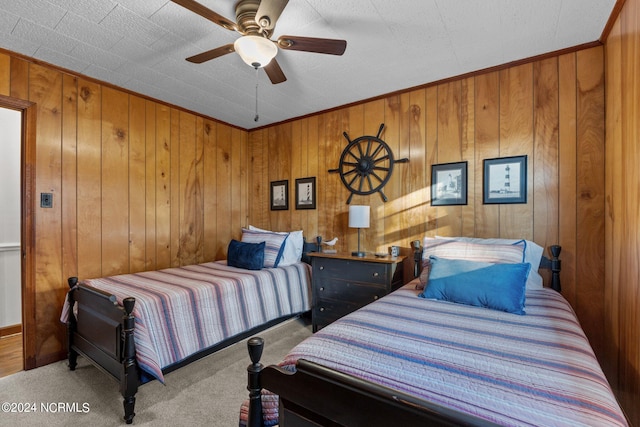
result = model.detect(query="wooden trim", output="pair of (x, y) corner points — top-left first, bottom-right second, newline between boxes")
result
(250, 41), (603, 131)
(0, 47), (246, 132)
(0, 324), (22, 337)
(1, 37), (605, 135)
(600, 0), (627, 42)
(0, 94), (31, 110)
(21, 101), (36, 370)
(0, 94), (37, 371)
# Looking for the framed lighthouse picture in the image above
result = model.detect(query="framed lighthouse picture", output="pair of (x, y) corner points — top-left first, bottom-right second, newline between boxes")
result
(431, 161), (468, 206)
(295, 177), (316, 210)
(270, 180), (289, 210)
(483, 155), (527, 204)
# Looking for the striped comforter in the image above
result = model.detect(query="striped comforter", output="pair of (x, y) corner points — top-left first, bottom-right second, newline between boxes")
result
(83, 261), (311, 383)
(250, 282), (627, 427)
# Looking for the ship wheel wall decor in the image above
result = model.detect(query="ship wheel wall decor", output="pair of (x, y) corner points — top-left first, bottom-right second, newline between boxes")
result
(329, 123), (409, 204)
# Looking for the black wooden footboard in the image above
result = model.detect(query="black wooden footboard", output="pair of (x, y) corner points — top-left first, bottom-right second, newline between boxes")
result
(246, 338), (497, 427)
(66, 277), (138, 423)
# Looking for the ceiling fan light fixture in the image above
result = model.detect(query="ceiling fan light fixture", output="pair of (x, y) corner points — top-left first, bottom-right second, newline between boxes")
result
(234, 35), (277, 68)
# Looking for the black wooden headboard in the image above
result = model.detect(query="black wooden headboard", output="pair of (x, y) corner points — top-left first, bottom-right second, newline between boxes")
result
(301, 239), (320, 264)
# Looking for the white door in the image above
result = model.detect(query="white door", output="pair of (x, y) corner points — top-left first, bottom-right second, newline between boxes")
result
(0, 107), (22, 330)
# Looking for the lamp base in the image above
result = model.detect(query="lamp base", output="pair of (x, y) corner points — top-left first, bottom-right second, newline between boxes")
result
(351, 251), (366, 257)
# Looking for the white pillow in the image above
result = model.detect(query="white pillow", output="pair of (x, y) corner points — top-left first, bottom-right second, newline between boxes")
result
(425, 236), (544, 289)
(423, 239), (526, 264)
(248, 225), (303, 266)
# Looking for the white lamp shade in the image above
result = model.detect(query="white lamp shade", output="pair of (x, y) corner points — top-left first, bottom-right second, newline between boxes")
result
(234, 35), (278, 68)
(348, 205), (370, 228)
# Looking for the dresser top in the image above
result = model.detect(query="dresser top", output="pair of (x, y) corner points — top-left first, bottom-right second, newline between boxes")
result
(307, 252), (406, 264)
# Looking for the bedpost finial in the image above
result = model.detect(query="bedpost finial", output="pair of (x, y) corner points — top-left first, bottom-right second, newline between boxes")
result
(550, 245), (561, 258)
(247, 337), (264, 427)
(123, 297), (135, 315)
(68, 277), (78, 288)
(248, 337), (264, 364)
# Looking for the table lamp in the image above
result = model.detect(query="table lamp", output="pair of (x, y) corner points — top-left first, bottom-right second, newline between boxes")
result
(349, 205), (370, 257)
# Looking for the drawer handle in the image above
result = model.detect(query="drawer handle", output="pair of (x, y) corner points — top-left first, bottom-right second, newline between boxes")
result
(372, 272), (379, 277)
(319, 266), (324, 270)
(320, 307), (325, 312)
(319, 287), (324, 291)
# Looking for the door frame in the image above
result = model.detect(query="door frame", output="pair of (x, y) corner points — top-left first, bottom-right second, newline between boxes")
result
(0, 94), (36, 370)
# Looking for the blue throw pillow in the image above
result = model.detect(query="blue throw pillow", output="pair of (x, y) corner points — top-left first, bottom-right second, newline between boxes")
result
(418, 256), (531, 315)
(227, 239), (265, 270)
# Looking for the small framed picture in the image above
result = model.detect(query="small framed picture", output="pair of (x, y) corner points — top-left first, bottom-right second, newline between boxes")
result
(295, 177), (316, 210)
(483, 155), (527, 204)
(431, 161), (468, 206)
(270, 180), (289, 210)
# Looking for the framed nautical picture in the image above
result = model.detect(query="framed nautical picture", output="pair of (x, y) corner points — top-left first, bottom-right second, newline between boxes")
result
(431, 161), (468, 206)
(295, 177), (316, 210)
(483, 155), (527, 204)
(270, 180), (289, 210)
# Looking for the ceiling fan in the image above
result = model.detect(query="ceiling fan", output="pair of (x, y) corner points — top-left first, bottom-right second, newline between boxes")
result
(171, 0), (348, 84)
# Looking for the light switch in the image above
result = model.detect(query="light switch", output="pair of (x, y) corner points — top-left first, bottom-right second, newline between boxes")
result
(41, 193), (53, 208)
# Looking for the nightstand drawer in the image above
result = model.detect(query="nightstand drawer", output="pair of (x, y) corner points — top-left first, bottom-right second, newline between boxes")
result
(313, 280), (385, 329)
(314, 258), (388, 286)
(315, 279), (385, 302)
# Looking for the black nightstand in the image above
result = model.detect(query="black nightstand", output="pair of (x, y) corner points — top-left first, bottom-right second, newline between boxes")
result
(308, 252), (406, 332)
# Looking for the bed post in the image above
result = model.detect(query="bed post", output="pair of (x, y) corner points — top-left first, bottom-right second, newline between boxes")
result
(412, 240), (422, 278)
(549, 245), (562, 293)
(66, 277), (79, 371)
(121, 297), (138, 424)
(246, 337), (265, 427)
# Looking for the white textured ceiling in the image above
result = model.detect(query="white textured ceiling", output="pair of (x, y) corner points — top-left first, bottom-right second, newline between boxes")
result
(0, 0), (616, 129)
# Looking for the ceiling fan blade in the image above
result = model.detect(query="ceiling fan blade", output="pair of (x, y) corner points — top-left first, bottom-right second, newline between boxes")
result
(256, 0), (289, 31)
(171, 0), (238, 31)
(277, 36), (347, 55)
(264, 59), (287, 84)
(186, 44), (235, 63)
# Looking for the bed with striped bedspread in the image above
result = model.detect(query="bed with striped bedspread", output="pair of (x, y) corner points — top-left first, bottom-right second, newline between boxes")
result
(245, 282), (627, 427)
(82, 260), (311, 384)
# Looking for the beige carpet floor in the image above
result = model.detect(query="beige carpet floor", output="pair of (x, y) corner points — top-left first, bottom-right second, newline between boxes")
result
(0, 316), (312, 426)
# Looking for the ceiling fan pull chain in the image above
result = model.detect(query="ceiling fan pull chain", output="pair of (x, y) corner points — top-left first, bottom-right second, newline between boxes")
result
(254, 66), (259, 122)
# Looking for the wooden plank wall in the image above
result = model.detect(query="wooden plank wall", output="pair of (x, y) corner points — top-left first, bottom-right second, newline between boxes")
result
(248, 47), (607, 376)
(0, 52), (248, 366)
(3, 42), (633, 421)
(604, 0), (640, 423)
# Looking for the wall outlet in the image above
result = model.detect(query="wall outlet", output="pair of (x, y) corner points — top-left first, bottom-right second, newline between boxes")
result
(40, 193), (53, 208)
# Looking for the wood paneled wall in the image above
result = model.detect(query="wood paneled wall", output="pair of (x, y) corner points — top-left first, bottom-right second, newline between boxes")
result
(0, 52), (248, 367)
(249, 47), (607, 368)
(605, 0), (640, 423)
(3, 38), (633, 422)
